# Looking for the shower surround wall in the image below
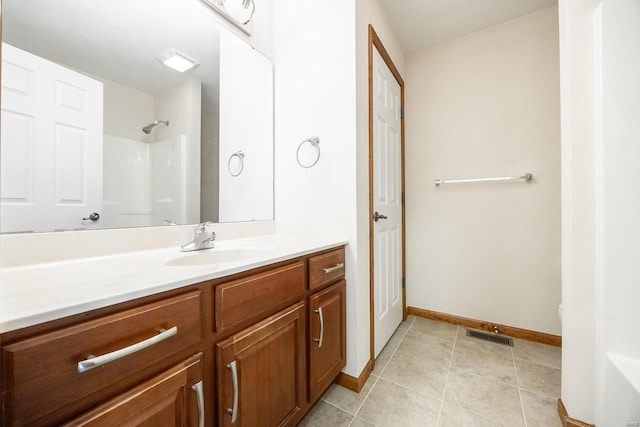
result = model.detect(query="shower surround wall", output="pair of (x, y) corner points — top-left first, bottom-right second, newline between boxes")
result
(102, 78), (201, 228)
(405, 6), (561, 336)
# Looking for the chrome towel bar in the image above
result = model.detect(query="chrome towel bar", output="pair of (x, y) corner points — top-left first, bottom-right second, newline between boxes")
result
(435, 173), (533, 187)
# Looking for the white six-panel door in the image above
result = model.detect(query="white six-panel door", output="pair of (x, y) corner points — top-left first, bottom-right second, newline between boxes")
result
(1, 43), (103, 233)
(372, 47), (403, 357)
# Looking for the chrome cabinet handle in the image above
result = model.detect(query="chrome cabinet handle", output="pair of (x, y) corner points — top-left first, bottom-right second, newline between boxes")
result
(313, 307), (324, 348)
(77, 326), (178, 373)
(322, 263), (344, 274)
(373, 211), (388, 222)
(227, 360), (239, 423)
(192, 380), (204, 427)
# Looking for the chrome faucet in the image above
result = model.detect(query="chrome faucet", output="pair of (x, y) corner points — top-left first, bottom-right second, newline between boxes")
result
(180, 221), (216, 252)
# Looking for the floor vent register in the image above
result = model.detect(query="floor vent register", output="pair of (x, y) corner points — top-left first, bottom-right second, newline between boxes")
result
(465, 329), (515, 347)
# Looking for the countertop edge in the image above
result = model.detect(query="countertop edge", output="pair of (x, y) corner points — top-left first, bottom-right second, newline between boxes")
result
(0, 235), (348, 334)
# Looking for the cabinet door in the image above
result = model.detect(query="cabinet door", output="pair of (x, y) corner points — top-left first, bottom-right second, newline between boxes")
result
(63, 354), (204, 427)
(217, 303), (306, 427)
(308, 281), (346, 402)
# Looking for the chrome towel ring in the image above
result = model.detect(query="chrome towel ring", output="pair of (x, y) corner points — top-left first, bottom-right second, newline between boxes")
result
(296, 136), (320, 168)
(228, 150), (245, 177)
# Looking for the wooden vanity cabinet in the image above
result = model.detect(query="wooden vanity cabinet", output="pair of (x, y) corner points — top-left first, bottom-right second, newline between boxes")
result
(63, 353), (204, 427)
(306, 247), (347, 404)
(308, 248), (345, 291)
(214, 261), (306, 335)
(0, 245), (347, 427)
(213, 248), (346, 425)
(1, 291), (204, 427)
(308, 281), (346, 403)
(216, 303), (306, 427)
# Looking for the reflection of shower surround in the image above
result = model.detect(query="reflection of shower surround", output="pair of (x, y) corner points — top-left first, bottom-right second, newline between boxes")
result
(142, 120), (169, 134)
(102, 134), (189, 229)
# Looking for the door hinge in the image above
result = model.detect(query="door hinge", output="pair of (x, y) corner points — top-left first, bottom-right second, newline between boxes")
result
(402, 278), (406, 289)
(401, 192), (405, 204)
(400, 107), (404, 119)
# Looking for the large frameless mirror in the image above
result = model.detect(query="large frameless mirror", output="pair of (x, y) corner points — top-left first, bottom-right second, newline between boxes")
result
(0, 0), (274, 233)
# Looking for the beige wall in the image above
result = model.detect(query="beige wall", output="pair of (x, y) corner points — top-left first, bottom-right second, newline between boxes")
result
(102, 79), (154, 142)
(405, 6), (561, 335)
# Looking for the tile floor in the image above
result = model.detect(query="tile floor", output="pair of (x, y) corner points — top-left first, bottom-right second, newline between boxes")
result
(299, 316), (562, 427)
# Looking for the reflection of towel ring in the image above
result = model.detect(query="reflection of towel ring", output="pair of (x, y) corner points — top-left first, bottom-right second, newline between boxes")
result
(228, 150), (245, 177)
(296, 137), (320, 168)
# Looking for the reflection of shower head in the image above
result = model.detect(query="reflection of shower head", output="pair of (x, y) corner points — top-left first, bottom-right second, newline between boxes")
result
(142, 120), (169, 134)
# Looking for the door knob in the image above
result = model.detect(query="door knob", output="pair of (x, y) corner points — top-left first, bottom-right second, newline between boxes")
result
(82, 212), (100, 222)
(373, 211), (388, 222)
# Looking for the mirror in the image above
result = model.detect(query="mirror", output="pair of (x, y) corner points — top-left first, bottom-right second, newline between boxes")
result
(0, 0), (274, 233)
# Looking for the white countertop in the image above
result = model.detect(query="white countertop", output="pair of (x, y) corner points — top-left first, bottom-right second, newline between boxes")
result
(0, 234), (347, 333)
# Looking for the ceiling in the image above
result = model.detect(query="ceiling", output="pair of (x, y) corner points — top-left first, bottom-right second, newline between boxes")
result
(3, 0), (222, 96)
(2, 0), (559, 90)
(377, 0), (558, 54)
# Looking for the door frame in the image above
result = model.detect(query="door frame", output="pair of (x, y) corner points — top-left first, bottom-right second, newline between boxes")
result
(368, 25), (407, 364)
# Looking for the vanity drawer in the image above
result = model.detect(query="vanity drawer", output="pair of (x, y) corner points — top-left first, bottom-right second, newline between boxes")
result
(2, 291), (203, 426)
(308, 247), (345, 290)
(215, 261), (305, 334)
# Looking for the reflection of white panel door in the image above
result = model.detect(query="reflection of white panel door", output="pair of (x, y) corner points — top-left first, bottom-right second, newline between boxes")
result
(373, 47), (403, 357)
(1, 43), (103, 232)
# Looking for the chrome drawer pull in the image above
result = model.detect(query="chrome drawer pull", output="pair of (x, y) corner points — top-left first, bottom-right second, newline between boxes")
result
(322, 263), (344, 274)
(192, 380), (205, 427)
(227, 360), (239, 423)
(313, 307), (324, 348)
(77, 326), (178, 373)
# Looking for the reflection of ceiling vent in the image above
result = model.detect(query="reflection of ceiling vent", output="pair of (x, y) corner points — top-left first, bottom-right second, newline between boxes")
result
(466, 329), (514, 347)
(157, 48), (199, 73)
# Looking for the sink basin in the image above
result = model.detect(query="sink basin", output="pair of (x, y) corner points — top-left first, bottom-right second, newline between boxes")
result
(166, 247), (274, 267)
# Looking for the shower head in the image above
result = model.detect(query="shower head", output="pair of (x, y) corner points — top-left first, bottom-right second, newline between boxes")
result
(142, 120), (169, 134)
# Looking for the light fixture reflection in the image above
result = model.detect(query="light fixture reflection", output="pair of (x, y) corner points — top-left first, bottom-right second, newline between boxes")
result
(222, 0), (255, 25)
